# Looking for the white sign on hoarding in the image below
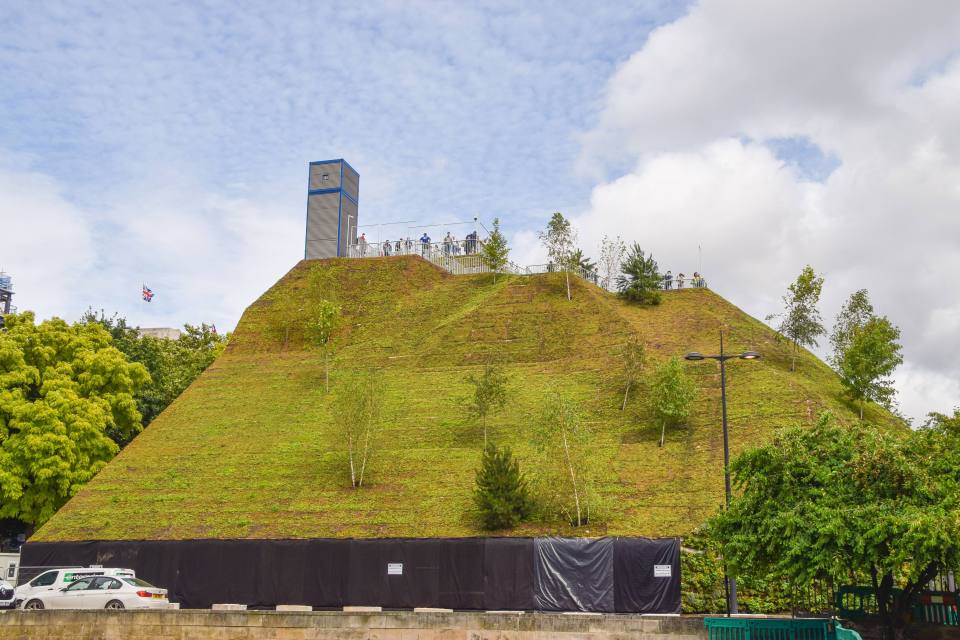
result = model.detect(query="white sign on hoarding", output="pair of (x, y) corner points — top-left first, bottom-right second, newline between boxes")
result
(387, 563), (403, 575)
(654, 564), (672, 578)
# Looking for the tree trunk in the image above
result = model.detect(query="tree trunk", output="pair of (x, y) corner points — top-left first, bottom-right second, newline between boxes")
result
(659, 420), (666, 448)
(348, 432), (356, 488)
(560, 426), (581, 526)
(358, 416), (371, 488)
(324, 348), (329, 393)
(874, 569), (898, 640)
(859, 400), (863, 420)
(621, 381), (631, 411)
(565, 271), (571, 301)
(886, 561), (940, 640)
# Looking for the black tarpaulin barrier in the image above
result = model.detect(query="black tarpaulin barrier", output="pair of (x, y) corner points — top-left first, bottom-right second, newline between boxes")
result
(438, 538), (485, 610)
(346, 538), (432, 608)
(533, 537), (615, 612)
(20, 536), (679, 612)
(484, 537), (534, 610)
(302, 539), (350, 608)
(613, 537), (681, 614)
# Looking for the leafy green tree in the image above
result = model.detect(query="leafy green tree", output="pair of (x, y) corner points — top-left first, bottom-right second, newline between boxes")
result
(480, 217), (510, 283)
(651, 356), (696, 447)
(924, 407), (960, 435)
(616, 243), (662, 305)
(308, 300), (340, 393)
(599, 235), (626, 292)
(770, 265), (825, 371)
(334, 370), (384, 489)
(838, 317), (903, 419)
(711, 413), (960, 639)
(474, 442), (532, 530)
(829, 289), (875, 370)
(465, 364), (509, 447)
(82, 310), (227, 432)
(569, 249), (596, 273)
(531, 392), (596, 526)
(539, 212), (576, 301)
(0, 312), (149, 525)
(621, 337), (646, 411)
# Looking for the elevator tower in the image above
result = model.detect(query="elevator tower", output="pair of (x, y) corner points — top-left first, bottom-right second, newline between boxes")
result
(304, 159), (359, 260)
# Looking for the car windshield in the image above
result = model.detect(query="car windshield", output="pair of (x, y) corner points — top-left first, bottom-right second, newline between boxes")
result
(121, 577), (155, 588)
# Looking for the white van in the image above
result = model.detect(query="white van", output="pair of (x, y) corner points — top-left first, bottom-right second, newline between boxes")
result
(14, 567), (136, 607)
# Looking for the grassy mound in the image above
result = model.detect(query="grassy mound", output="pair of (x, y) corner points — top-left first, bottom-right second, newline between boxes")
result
(34, 256), (900, 541)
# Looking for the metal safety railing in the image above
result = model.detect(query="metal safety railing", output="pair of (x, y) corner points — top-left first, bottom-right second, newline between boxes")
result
(660, 275), (708, 290)
(348, 240), (547, 279)
(349, 238), (480, 259)
(704, 617), (848, 640)
(343, 240), (711, 294)
(526, 263), (600, 285)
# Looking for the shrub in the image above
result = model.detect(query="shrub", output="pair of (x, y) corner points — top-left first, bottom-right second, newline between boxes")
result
(474, 443), (531, 530)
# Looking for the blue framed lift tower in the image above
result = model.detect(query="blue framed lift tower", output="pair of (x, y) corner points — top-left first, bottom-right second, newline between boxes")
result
(305, 159), (359, 259)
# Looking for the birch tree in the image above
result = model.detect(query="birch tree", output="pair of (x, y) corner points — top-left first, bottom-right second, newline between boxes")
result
(465, 364), (509, 447)
(309, 300), (340, 393)
(599, 235), (626, 291)
(829, 289), (874, 371)
(335, 370), (383, 489)
(769, 265), (825, 371)
(539, 212), (576, 301)
(651, 356), (696, 447)
(621, 337), (645, 411)
(838, 317), (903, 419)
(532, 392), (595, 526)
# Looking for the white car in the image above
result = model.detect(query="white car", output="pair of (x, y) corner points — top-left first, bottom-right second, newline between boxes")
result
(0, 579), (14, 609)
(14, 567), (135, 607)
(20, 575), (168, 610)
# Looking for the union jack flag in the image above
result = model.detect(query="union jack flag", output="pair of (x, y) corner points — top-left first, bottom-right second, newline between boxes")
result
(142, 285), (154, 302)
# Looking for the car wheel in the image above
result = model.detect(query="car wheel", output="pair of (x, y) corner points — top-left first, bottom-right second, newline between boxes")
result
(23, 599), (44, 610)
(105, 599), (125, 610)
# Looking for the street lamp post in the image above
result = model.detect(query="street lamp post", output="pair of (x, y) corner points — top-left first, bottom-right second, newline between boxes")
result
(685, 332), (760, 616)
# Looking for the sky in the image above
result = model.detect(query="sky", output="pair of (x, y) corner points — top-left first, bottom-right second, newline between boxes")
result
(1, 0), (958, 422)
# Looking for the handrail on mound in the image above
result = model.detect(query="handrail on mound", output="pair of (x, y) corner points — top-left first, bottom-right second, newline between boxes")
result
(344, 240), (708, 292)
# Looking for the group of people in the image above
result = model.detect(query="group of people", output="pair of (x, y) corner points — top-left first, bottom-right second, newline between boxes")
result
(440, 231), (480, 256)
(662, 271), (706, 289)
(353, 230), (481, 258)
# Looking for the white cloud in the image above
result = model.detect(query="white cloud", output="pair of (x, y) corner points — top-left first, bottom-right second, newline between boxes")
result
(578, 0), (960, 421)
(1, 160), (302, 332)
(0, 161), (96, 318)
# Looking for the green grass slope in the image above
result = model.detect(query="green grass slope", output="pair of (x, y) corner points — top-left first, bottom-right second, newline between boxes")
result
(34, 256), (901, 542)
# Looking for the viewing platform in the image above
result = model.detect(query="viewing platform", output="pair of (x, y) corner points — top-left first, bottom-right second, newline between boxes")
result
(344, 239), (706, 291)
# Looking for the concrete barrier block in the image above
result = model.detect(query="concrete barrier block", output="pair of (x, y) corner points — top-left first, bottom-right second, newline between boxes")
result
(276, 604), (313, 612)
(485, 610), (525, 614)
(167, 602), (181, 609)
(413, 607), (453, 613)
(211, 603), (247, 611)
(343, 605), (382, 612)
